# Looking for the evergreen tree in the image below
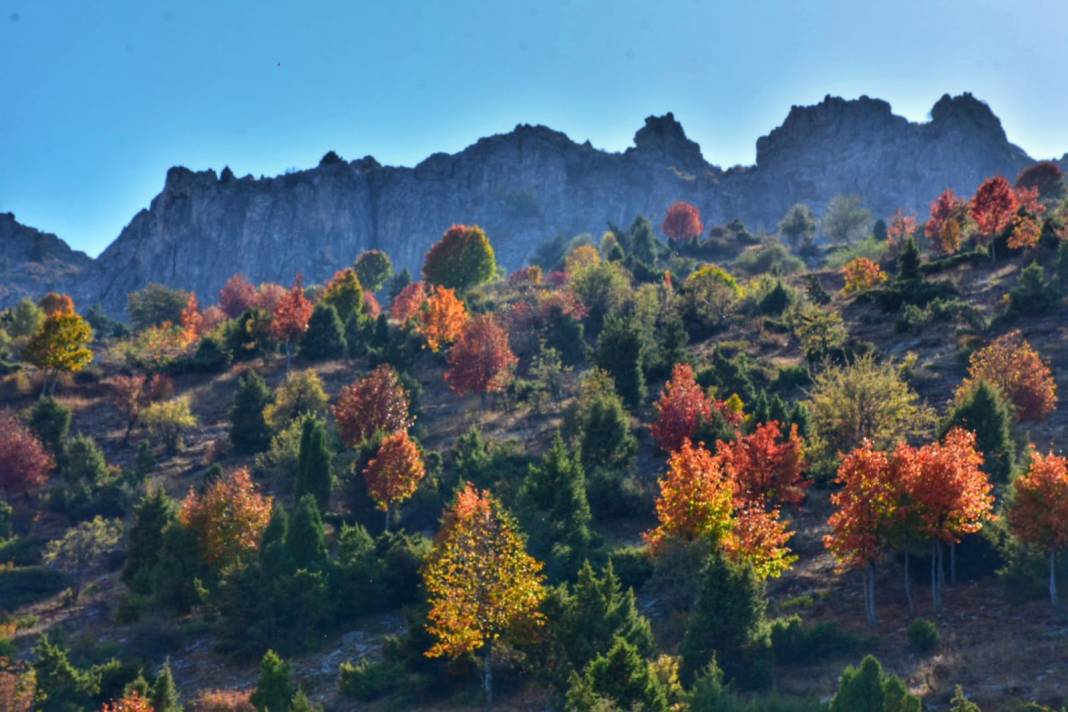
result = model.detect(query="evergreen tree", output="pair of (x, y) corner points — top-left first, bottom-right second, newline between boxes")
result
(289, 689), (322, 712)
(516, 434), (592, 580)
(898, 236), (922, 281)
(595, 315), (645, 408)
(296, 416), (333, 510)
(576, 378), (637, 476)
(150, 659), (182, 712)
(229, 370), (273, 455)
(123, 490), (177, 592)
(344, 313), (368, 358)
(151, 522), (207, 613)
(567, 637), (668, 712)
(830, 655), (922, 712)
(628, 215), (659, 266)
(940, 380), (1016, 482)
(300, 303), (347, 360)
(544, 307), (586, 365)
(552, 560), (654, 673)
(29, 396), (71, 457)
(949, 686), (982, 712)
(61, 434), (108, 501)
(260, 502), (292, 578)
(680, 549), (768, 687)
(285, 494), (328, 571)
(758, 280), (792, 316)
(32, 634), (99, 712)
(251, 649), (296, 712)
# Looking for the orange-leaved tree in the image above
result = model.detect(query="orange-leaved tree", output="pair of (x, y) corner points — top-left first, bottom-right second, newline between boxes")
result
(957, 330), (1057, 422)
(178, 293), (203, 346)
(824, 442), (907, 624)
(423, 483), (546, 705)
(720, 420), (807, 507)
(0, 411), (53, 498)
(444, 314), (517, 405)
(270, 275), (314, 370)
(332, 364), (413, 448)
(970, 175), (1018, 258)
(925, 188), (967, 255)
(650, 363), (712, 452)
(179, 467), (272, 570)
(39, 292), (75, 317)
(841, 257), (887, 294)
(886, 209), (917, 247)
(362, 429), (426, 529)
(662, 201), (704, 243)
(416, 285), (468, 352)
(1008, 451), (1068, 605)
(0, 658), (35, 712)
(101, 691), (154, 712)
(1008, 214), (1041, 250)
(108, 373), (173, 442)
(389, 281), (429, 324)
(904, 428), (993, 610)
(644, 439), (734, 553)
(725, 503), (797, 581)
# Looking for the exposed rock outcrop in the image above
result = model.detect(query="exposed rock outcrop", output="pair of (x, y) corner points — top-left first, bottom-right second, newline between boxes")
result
(2, 93), (1045, 316)
(0, 213), (93, 306)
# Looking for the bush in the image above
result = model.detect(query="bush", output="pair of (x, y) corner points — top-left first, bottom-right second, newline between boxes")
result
(609, 546), (654, 592)
(906, 618), (939, 653)
(770, 616), (872, 665)
(0, 565), (67, 609)
(338, 658), (408, 701)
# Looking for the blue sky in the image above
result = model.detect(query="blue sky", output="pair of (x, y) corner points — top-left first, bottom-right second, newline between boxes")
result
(3, 0), (1067, 257)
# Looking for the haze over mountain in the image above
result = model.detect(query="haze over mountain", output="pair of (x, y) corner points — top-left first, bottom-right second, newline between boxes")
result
(0, 92), (1056, 316)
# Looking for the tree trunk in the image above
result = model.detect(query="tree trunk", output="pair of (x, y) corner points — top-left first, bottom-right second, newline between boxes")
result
(285, 341), (292, 373)
(865, 563), (877, 625)
(950, 542), (957, 585)
(930, 541), (941, 611)
(483, 640), (493, 707)
(384, 505), (391, 533)
(904, 549), (913, 614)
(1050, 550), (1058, 607)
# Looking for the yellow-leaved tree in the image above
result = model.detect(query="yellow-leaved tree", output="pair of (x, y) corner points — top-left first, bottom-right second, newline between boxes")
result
(25, 311), (93, 394)
(423, 483), (546, 705)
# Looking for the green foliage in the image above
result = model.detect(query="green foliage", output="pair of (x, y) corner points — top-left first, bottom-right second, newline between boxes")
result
(829, 655), (921, 712)
(681, 550), (770, 689)
(949, 686), (982, 712)
(687, 659), (827, 712)
(10, 297), (45, 338)
(123, 490), (177, 593)
(150, 522), (208, 613)
(128, 283), (191, 331)
(32, 634), (100, 712)
(595, 314), (645, 408)
(251, 649), (296, 712)
(229, 370), (273, 455)
(29, 396), (71, 456)
(897, 236), (922, 281)
(263, 370), (329, 432)
(565, 637), (668, 712)
(627, 215), (661, 266)
(735, 240), (805, 276)
(572, 261), (632, 328)
(296, 416), (333, 510)
(150, 659), (183, 712)
(758, 280), (794, 316)
(906, 618), (939, 653)
(823, 195), (873, 245)
(300, 303), (347, 360)
(940, 381), (1016, 483)
(422, 224), (498, 292)
(0, 565), (67, 610)
(285, 494), (327, 571)
(339, 658), (408, 701)
(779, 203), (818, 252)
(354, 249), (394, 293)
(189, 334), (232, 373)
(1008, 261), (1059, 316)
(59, 434), (109, 502)
(42, 515), (123, 601)
(770, 616), (872, 665)
(825, 236), (888, 270)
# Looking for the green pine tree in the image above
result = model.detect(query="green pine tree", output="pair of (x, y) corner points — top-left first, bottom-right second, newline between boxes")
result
(288, 689), (323, 712)
(285, 494), (328, 571)
(229, 369), (273, 455)
(296, 416), (333, 510)
(260, 502), (292, 578)
(949, 685), (982, 712)
(898, 236), (922, 281)
(575, 378), (637, 476)
(150, 659), (182, 712)
(251, 649), (296, 712)
(29, 396), (71, 457)
(940, 380), (1016, 483)
(830, 655), (922, 712)
(300, 303), (347, 360)
(680, 550), (768, 687)
(123, 490), (177, 592)
(32, 635), (99, 712)
(628, 215), (659, 266)
(595, 315), (646, 408)
(568, 637), (667, 712)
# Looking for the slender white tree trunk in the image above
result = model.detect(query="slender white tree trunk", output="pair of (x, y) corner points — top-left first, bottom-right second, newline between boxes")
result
(483, 640), (493, 707)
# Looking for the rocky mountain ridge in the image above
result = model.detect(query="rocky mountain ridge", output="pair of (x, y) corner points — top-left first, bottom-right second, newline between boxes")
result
(1, 93), (1054, 316)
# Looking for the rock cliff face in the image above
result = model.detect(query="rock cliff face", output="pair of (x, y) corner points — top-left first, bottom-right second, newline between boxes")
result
(2, 93), (1043, 315)
(0, 212), (93, 306)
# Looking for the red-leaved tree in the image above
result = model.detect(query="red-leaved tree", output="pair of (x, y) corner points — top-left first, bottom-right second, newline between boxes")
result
(332, 364), (413, 447)
(0, 411), (53, 498)
(650, 363), (712, 452)
(957, 330), (1057, 422)
(270, 275), (314, 370)
(971, 176), (1018, 257)
(362, 429), (426, 529)
(886, 209), (918, 247)
(218, 274), (259, 318)
(444, 314), (517, 404)
(390, 282), (429, 324)
(720, 420), (807, 507)
(1008, 450), (1068, 605)
(662, 201), (704, 243)
(179, 467), (272, 570)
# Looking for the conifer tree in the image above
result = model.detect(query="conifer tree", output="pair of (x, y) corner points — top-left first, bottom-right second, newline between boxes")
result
(567, 636), (668, 712)
(680, 550), (767, 687)
(260, 502), (292, 578)
(150, 660), (182, 712)
(300, 303), (347, 360)
(285, 494), (328, 572)
(940, 381), (1016, 482)
(123, 489), (177, 592)
(29, 396), (71, 457)
(898, 235), (922, 281)
(229, 370), (273, 454)
(296, 416), (333, 510)
(595, 315), (645, 408)
(573, 370), (637, 475)
(250, 649), (296, 712)
(830, 655), (921, 712)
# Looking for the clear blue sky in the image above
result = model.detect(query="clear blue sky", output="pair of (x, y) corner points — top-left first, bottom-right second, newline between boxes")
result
(3, 0), (1067, 257)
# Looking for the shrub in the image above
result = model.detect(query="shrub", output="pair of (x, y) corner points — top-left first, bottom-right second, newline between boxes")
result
(769, 616), (872, 665)
(141, 398), (198, 454)
(192, 688), (255, 712)
(338, 658), (408, 701)
(906, 618), (939, 653)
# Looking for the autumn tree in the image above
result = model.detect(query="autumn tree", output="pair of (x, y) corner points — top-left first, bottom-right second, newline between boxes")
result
(662, 201), (704, 244)
(179, 293), (203, 346)
(140, 398), (197, 454)
(219, 274), (259, 318)
(724, 503), (797, 581)
(263, 369), (329, 432)
(645, 439), (734, 552)
(101, 691), (154, 712)
(38, 292), (75, 317)
(416, 285), (468, 352)
(444, 314), (517, 404)
(271, 276), (313, 370)
(108, 373), (172, 442)
(905, 428), (993, 609)
(43, 516), (123, 602)
(0, 411), (53, 497)
(179, 467), (272, 570)
(885, 209), (918, 247)
(841, 257), (887, 294)
(422, 224), (498, 292)
(1008, 451), (1068, 605)
(720, 420), (807, 506)
(650, 363), (712, 452)
(362, 429), (426, 529)
(957, 330), (1057, 422)
(0, 658), (35, 712)
(423, 483), (547, 705)
(1016, 160), (1066, 203)
(332, 364), (413, 447)
(1008, 214), (1042, 251)
(25, 311), (94, 394)
(354, 249), (394, 292)
(389, 281), (428, 324)
(970, 175), (1018, 258)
